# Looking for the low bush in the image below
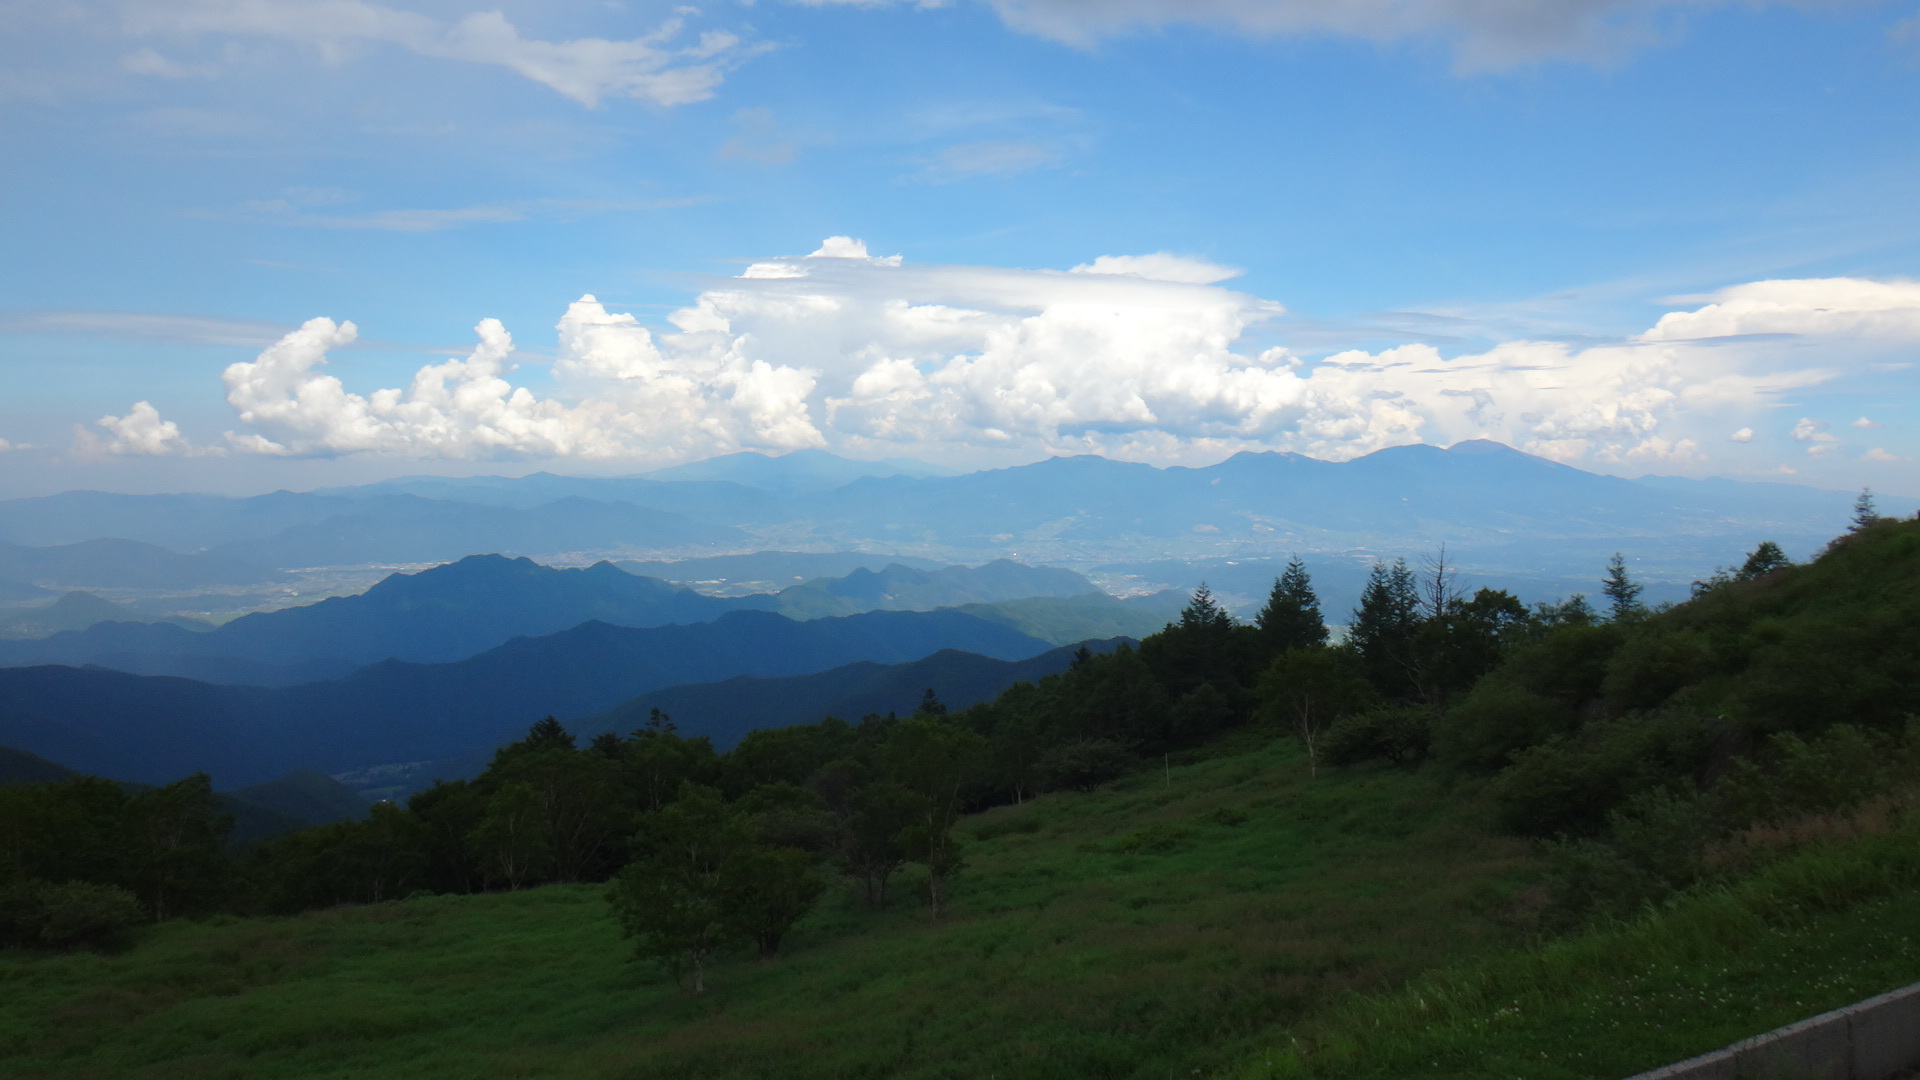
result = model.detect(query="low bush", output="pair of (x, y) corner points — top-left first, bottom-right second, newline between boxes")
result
(0, 878), (144, 950)
(1035, 738), (1133, 792)
(1322, 705), (1434, 767)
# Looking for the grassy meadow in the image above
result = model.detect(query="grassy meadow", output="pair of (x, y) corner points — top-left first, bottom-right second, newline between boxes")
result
(0, 735), (1542, 1080)
(6, 732), (1919, 1079)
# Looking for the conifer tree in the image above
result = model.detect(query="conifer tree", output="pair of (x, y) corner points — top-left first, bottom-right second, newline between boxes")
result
(1602, 553), (1644, 621)
(1257, 557), (1327, 653)
(1736, 540), (1790, 580)
(1179, 583), (1234, 634)
(1852, 488), (1882, 532)
(1348, 558), (1420, 696)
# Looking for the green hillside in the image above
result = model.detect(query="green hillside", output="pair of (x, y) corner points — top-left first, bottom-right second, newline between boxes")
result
(0, 736), (1540, 1079)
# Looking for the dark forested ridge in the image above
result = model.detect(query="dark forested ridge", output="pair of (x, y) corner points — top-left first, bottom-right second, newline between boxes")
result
(579, 638), (1134, 751)
(0, 606), (1053, 785)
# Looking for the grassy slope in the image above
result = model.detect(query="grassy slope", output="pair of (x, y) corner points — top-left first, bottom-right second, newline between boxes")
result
(1234, 820), (1920, 1079)
(0, 736), (1539, 1080)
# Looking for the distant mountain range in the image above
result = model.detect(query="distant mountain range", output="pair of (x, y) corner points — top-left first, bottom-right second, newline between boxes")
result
(0, 443), (1899, 607)
(0, 555), (1111, 682)
(0, 606), (1055, 787)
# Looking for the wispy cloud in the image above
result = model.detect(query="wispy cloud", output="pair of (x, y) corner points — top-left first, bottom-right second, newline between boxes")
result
(921, 139), (1065, 181)
(718, 107), (799, 166)
(0, 310), (294, 347)
(193, 195), (711, 233)
(115, 0), (757, 107)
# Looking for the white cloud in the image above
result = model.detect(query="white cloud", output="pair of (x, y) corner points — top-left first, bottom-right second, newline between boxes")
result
(1864, 448), (1898, 462)
(120, 46), (215, 78)
(1853, 416), (1882, 429)
(831, 0), (1742, 70)
(118, 0), (750, 107)
(214, 300), (827, 459)
(183, 252), (1920, 469)
(1641, 277), (1920, 342)
(1071, 253), (1243, 285)
(1790, 417), (1835, 443)
(85, 401), (211, 456)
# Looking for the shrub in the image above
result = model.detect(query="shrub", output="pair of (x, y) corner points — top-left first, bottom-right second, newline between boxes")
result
(1487, 712), (1719, 837)
(1434, 679), (1574, 773)
(1715, 724), (1910, 826)
(0, 879), (144, 950)
(35, 881), (145, 948)
(1322, 705), (1434, 767)
(1036, 738), (1134, 793)
(1601, 626), (1717, 711)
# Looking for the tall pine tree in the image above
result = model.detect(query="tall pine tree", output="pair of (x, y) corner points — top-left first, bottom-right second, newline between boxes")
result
(1257, 557), (1327, 653)
(1602, 553), (1644, 621)
(1348, 558), (1419, 697)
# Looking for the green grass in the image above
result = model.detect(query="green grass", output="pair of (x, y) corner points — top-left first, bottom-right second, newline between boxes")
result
(12, 737), (1916, 1080)
(0, 736), (1540, 1080)
(1233, 822), (1920, 1080)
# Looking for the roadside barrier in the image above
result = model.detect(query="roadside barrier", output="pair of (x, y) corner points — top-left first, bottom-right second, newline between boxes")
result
(1626, 981), (1920, 1080)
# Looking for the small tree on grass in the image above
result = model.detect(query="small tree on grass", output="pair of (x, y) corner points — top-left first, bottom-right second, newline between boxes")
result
(837, 781), (917, 909)
(881, 717), (988, 919)
(606, 783), (744, 995)
(1257, 647), (1373, 777)
(724, 846), (824, 957)
(607, 782), (827, 990)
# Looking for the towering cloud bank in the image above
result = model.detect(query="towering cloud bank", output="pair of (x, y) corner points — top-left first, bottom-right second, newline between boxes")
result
(100, 243), (1920, 469)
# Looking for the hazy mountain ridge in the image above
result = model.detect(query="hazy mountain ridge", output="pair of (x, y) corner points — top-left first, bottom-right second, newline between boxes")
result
(0, 606), (1054, 786)
(0, 445), (1899, 614)
(0, 555), (1111, 683)
(767, 560), (1100, 618)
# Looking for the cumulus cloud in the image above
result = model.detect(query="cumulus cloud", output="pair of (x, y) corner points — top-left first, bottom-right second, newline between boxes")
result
(215, 301), (826, 459)
(84, 401), (210, 455)
(822, 0), (1742, 70)
(190, 245), (1920, 469)
(1790, 417), (1834, 443)
(1853, 416), (1882, 429)
(1642, 278), (1920, 342)
(118, 0), (751, 107)
(1864, 448), (1898, 462)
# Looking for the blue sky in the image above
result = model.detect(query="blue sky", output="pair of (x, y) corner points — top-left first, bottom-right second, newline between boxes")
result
(2, 0), (1918, 496)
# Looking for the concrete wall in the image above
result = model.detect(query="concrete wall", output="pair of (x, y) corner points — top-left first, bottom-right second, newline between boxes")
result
(1628, 981), (1920, 1080)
